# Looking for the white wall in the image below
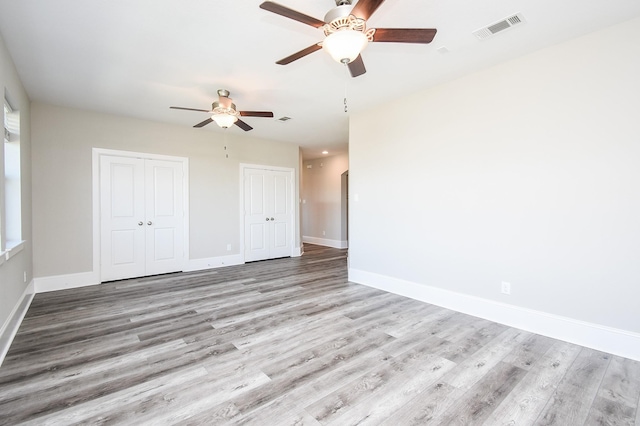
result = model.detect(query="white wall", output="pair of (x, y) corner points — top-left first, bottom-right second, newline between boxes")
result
(302, 153), (348, 248)
(31, 102), (301, 279)
(0, 31), (33, 356)
(349, 17), (640, 356)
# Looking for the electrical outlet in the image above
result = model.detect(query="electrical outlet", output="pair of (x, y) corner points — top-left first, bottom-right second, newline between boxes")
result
(23, 271), (27, 283)
(322, 230), (325, 236)
(501, 281), (511, 295)
(226, 244), (232, 251)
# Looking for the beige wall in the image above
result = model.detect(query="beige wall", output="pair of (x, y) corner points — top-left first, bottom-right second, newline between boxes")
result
(31, 102), (301, 278)
(0, 32), (32, 330)
(349, 17), (640, 334)
(302, 153), (348, 246)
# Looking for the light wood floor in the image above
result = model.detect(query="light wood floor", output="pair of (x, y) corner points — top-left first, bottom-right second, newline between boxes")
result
(1, 245), (639, 425)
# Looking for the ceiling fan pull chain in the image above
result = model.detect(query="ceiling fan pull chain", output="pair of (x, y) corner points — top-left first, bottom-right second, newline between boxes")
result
(223, 130), (229, 159)
(344, 65), (349, 113)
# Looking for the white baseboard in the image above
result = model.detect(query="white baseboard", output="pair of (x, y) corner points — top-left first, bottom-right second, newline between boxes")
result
(184, 254), (244, 272)
(0, 280), (35, 367)
(292, 246), (303, 257)
(35, 271), (100, 293)
(303, 236), (348, 249)
(349, 268), (640, 362)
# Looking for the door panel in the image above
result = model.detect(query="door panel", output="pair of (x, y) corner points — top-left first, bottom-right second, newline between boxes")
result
(111, 230), (138, 266)
(100, 156), (145, 281)
(145, 160), (184, 276)
(244, 170), (270, 261)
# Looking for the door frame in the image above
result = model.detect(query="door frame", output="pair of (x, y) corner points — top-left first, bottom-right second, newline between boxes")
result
(92, 148), (190, 282)
(239, 163), (296, 263)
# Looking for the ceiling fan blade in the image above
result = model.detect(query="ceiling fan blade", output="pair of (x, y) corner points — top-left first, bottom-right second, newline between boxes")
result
(372, 28), (437, 44)
(260, 1), (325, 28)
(350, 0), (386, 21)
(194, 118), (213, 128)
(235, 119), (253, 131)
(276, 43), (322, 65)
(240, 111), (274, 118)
(348, 55), (366, 77)
(170, 106), (210, 113)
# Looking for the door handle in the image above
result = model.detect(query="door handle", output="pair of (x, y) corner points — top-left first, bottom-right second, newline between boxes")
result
(147, 221), (153, 225)
(270, 217), (275, 221)
(265, 217), (269, 221)
(138, 221), (143, 226)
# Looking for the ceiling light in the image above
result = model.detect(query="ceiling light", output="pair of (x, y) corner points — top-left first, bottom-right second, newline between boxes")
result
(212, 114), (238, 129)
(322, 29), (368, 64)
(322, 151), (329, 155)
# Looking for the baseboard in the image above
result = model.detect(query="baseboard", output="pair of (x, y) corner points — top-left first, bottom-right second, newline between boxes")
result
(0, 280), (35, 367)
(35, 271), (100, 293)
(292, 245), (303, 257)
(184, 254), (244, 272)
(348, 268), (640, 362)
(302, 236), (348, 249)
(34, 255), (247, 291)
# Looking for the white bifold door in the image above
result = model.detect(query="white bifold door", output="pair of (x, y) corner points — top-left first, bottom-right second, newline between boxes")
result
(244, 167), (293, 262)
(100, 155), (185, 281)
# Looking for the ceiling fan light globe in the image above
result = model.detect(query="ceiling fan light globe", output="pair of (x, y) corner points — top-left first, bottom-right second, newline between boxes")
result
(212, 114), (238, 129)
(323, 29), (368, 64)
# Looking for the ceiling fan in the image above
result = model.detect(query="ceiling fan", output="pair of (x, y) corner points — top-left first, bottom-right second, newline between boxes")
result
(170, 89), (274, 131)
(260, 0), (437, 77)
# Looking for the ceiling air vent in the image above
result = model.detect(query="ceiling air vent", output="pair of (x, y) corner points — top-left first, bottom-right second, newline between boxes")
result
(473, 13), (525, 40)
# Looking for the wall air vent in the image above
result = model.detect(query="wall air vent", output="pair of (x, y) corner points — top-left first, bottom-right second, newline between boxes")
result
(473, 13), (525, 40)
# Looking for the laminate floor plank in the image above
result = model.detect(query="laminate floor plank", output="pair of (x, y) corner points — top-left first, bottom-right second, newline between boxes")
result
(535, 347), (612, 425)
(0, 244), (638, 425)
(482, 340), (583, 425)
(596, 355), (640, 409)
(435, 361), (528, 425)
(308, 338), (457, 425)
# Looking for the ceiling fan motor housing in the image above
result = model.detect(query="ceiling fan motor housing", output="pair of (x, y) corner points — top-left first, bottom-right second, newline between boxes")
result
(324, 4), (354, 25)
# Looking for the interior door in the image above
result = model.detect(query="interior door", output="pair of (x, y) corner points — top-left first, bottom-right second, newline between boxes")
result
(244, 167), (292, 262)
(100, 156), (146, 281)
(100, 155), (184, 281)
(144, 159), (185, 276)
(269, 171), (292, 258)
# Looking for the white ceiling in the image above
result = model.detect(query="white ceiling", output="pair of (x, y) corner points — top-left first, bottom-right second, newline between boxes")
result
(1, 0), (639, 159)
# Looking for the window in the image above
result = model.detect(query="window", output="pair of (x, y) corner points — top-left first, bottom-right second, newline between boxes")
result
(2, 96), (22, 261)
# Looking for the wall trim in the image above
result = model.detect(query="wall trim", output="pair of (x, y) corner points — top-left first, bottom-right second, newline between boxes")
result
(0, 280), (35, 367)
(349, 268), (640, 361)
(302, 236), (348, 249)
(34, 271), (100, 293)
(184, 254), (244, 272)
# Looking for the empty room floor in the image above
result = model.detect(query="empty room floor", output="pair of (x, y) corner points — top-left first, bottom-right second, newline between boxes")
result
(0, 244), (639, 425)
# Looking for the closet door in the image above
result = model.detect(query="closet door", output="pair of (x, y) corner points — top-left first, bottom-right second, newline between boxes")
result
(100, 156), (146, 281)
(144, 159), (185, 276)
(100, 155), (184, 282)
(243, 167), (293, 262)
(269, 170), (293, 259)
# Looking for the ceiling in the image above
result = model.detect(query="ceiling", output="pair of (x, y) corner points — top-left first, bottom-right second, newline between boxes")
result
(1, 0), (639, 159)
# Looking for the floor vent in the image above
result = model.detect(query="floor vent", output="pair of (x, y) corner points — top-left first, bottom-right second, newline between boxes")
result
(473, 13), (525, 40)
